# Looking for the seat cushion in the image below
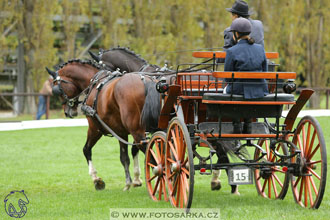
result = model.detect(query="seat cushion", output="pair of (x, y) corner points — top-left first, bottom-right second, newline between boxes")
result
(203, 93), (294, 102)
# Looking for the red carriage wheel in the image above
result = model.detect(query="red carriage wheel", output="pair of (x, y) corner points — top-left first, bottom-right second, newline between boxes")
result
(291, 116), (327, 209)
(254, 139), (290, 199)
(145, 131), (168, 201)
(165, 117), (194, 210)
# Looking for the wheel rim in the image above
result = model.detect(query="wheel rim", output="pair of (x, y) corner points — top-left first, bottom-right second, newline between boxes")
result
(165, 118), (194, 209)
(145, 131), (168, 201)
(254, 139), (290, 199)
(291, 116), (327, 209)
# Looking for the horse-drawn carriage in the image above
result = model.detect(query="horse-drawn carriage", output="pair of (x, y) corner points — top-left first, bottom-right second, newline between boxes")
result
(144, 51), (327, 210)
(47, 48), (326, 211)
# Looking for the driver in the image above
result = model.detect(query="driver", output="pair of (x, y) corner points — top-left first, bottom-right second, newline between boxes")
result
(224, 17), (268, 133)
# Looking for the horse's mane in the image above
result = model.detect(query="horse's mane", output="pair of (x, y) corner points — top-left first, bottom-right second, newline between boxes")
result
(101, 46), (148, 65)
(58, 59), (102, 70)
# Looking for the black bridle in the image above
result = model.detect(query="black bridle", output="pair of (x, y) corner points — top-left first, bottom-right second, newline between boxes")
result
(52, 73), (83, 108)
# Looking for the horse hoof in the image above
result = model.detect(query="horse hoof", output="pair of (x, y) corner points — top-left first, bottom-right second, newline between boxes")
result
(211, 181), (221, 191)
(123, 185), (131, 191)
(94, 178), (105, 190)
(232, 191), (240, 196)
(132, 182), (142, 187)
(132, 179), (142, 187)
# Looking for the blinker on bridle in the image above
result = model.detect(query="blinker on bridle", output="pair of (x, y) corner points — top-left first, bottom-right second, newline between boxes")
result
(52, 72), (82, 107)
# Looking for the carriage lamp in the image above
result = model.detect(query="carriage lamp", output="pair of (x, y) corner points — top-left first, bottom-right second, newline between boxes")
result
(283, 79), (296, 94)
(156, 77), (169, 93)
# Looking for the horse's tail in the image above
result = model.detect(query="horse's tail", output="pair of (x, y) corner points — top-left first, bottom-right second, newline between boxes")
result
(141, 81), (161, 132)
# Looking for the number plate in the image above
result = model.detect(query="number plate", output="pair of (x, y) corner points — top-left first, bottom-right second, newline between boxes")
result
(228, 166), (253, 185)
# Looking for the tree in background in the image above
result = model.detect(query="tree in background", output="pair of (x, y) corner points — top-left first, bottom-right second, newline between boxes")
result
(1, 0), (329, 112)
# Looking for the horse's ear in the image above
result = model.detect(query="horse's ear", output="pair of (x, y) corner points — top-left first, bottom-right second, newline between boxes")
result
(45, 67), (56, 79)
(88, 51), (100, 62)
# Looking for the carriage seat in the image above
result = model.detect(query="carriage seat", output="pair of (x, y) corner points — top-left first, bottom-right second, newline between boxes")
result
(202, 93), (294, 102)
(202, 93), (295, 119)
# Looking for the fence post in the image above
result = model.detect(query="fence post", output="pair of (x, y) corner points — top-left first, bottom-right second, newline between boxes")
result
(326, 89), (329, 109)
(46, 95), (50, 119)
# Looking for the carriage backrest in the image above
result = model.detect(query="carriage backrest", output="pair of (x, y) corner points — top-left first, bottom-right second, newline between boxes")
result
(192, 51), (279, 59)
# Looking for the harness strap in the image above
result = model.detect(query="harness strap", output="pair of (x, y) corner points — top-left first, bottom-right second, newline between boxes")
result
(94, 113), (140, 146)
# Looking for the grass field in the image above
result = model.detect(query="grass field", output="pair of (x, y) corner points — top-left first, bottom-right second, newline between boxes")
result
(1, 116), (330, 220)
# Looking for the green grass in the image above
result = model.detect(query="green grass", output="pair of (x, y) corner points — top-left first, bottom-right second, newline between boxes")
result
(1, 117), (330, 220)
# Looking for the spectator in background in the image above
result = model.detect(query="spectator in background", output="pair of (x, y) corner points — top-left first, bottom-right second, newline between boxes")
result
(36, 77), (53, 120)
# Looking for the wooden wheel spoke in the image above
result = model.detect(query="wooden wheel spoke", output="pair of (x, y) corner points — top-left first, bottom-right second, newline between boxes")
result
(262, 178), (268, 193)
(180, 174), (187, 206)
(293, 176), (301, 188)
(175, 176), (181, 206)
(308, 160), (322, 166)
(305, 122), (311, 155)
(171, 175), (179, 196)
(162, 177), (168, 201)
(167, 157), (176, 164)
(272, 167), (286, 174)
(168, 171), (176, 180)
(304, 176), (308, 207)
(182, 157), (188, 167)
(182, 167), (190, 176)
(298, 177), (304, 202)
(272, 173), (283, 188)
(306, 175), (314, 207)
(180, 142), (186, 162)
(301, 124), (306, 152)
(297, 135), (305, 158)
(148, 174), (157, 182)
(158, 177), (163, 200)
(149, 148), (160, 164)
(271, 175), (278, 198)
(171, 129), (178, 150)
(155, 142), (162, 162)
(153, 177), (160, 196)
(306, 130), (316, 158)
(147, 162), (156, 168)
(308, 144), (320, 161)
(168, 141), (179, 161)
(309, 176), (318, 196)
(307, 167), (321, 180)
(265, 140), (270, 159)
(160, 140), (165, 164)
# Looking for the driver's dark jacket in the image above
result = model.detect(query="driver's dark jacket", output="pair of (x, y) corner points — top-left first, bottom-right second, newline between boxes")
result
(224, 39), (268, 99)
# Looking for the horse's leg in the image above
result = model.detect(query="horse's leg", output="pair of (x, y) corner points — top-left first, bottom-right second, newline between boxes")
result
(211, 170), (221, 190)
(131, 146), (142, 187)
(213, 142), (240, 195)
(83, 128), (104, 190)
(119, 138), (132, 191)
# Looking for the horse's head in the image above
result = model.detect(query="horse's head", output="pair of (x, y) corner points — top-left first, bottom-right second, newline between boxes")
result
(46, 67), (80, 118)
(89, 47), (159, 73)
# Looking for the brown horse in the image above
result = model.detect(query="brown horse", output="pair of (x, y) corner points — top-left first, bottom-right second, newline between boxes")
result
(89, 48), (238, 193)
(46, 59), (160, 191)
